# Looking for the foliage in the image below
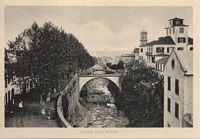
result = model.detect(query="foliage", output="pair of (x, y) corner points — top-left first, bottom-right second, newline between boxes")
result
(7, 22), (95, 93)
(117, 60), (164, 127)
(106, 60), (124, 70)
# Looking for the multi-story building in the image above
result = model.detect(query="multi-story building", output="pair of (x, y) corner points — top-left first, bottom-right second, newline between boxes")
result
(164, 49), (193, 127)
(146, 17), (193, 72)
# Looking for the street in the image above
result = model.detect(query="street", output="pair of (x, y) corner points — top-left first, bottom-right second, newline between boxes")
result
(5, 90), (59, 127)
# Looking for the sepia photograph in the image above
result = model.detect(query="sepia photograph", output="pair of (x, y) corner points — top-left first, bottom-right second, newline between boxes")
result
(4, 5), (194, 129)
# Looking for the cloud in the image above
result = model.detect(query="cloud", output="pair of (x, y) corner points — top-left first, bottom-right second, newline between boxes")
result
(64, 18), (161, 53)
(62, 21), (138, 52)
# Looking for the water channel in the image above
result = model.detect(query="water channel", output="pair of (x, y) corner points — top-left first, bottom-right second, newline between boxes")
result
(76, 78), (129, 127)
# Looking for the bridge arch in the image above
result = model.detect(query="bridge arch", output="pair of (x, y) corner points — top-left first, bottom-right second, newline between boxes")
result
(78, 74), (121, 93)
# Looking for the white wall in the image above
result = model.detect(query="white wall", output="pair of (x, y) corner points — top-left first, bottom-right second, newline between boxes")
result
(164, 51), (185, 127)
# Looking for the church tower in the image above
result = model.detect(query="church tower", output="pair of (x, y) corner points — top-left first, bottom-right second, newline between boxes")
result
(140, 31), (148, 45)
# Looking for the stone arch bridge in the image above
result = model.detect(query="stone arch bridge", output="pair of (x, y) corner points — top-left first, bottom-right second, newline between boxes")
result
(57, 72), (121, 127)
(78, 73), (121, 92)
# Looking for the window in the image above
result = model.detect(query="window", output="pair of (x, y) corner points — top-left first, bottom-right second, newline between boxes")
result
(8, 91), (10, 102)
(168, 98), (171, 112)
(141, 48), (143, 52)
(176, 20), (180, 25)
(156, 63), (158, 69)
(5, 93), (8, 105)
(167, 48), (170, 53)
(180, 27), (184, 33)
(178, 37), (186, 43)
(5, 77), (7, 88)
(175, 102), (179, 119)
(11, 88), (14, 99)
(173, 28), (175, 34)
(171, 59), (175, 69)
(190, 47), (193, 51)
(177, 47), (184, 51)
(166, 29), (168, 36)
(152, 57), (155, 63)
(175, 79), (179, 95)
(169, 28), (171, 34)
(168, 76), (171, 91)
(156, 47), (164, 53)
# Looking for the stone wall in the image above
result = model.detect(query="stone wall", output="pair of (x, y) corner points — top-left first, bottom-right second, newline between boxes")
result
(56, 95), (72, 127)
(57, 74), (80, 127)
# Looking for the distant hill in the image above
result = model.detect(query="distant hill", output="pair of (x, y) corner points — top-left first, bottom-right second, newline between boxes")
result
(89, 50), (131, 57)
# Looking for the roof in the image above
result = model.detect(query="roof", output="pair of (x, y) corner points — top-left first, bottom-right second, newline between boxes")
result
(153, 53), (169, 57)
(155, 57), (169, 65)
(139, 44), (147, 47)
(168, 17), (184, 21)
(147, 36), (175, 45)
(188, 37), (193, 45)
(173, 49), (193, 75)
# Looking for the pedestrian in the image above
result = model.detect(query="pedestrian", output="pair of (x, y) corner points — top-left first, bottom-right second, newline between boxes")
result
(18, 100), (23, 111)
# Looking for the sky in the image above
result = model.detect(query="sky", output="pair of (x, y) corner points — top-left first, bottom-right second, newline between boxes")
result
(5, 6), (193, 56)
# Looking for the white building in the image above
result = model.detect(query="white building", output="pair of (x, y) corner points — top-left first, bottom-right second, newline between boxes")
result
(164, 49), (193, 127)
(146, 17), (193, 70)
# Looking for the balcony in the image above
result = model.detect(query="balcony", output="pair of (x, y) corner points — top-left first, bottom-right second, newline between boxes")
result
(146, 52), (152, 55)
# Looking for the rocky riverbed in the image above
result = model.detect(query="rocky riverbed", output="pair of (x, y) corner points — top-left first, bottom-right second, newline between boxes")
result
(85, 103), (128, 127)
(70, 78), (129, 127)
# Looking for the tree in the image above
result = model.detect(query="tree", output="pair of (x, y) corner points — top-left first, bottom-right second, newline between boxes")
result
(7, 22), (95, 97)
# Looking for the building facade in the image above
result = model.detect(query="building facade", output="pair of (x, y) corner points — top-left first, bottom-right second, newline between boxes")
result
(146, 17), (193, 70)
(164, 49), (193, 127)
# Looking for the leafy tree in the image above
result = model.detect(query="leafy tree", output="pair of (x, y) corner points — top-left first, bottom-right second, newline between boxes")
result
(107, 60), (124, 70)
(7, 22), (95, 97)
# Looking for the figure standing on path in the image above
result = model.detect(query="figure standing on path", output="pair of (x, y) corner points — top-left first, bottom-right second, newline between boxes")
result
(18, 100), (23, 111)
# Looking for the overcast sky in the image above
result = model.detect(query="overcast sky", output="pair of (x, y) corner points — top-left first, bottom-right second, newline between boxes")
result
(5, 6), (192, 56)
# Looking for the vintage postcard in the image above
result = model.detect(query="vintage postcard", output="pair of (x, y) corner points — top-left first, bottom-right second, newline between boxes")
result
(0, 0), (199, 139)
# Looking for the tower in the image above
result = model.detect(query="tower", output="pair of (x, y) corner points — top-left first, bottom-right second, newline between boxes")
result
(140, 31), (148, 45)
(165, 17), (189, 47)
